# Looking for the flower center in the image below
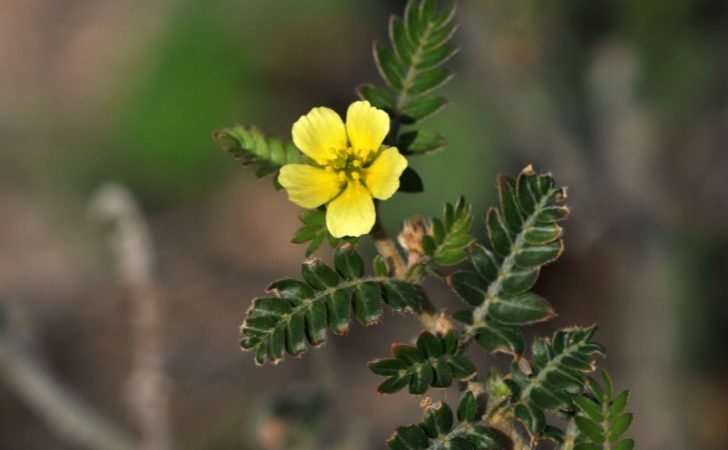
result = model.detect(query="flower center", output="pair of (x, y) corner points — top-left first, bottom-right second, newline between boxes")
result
(327, 147), (366, 182)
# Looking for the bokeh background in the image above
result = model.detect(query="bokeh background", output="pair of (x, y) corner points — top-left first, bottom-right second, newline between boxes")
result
(1, 0), (727, 449)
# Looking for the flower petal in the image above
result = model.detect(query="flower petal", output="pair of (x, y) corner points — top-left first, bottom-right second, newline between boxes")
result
(326, 181), (375, 238)
(278, 164), (343, 209)
(346, 101), (390, 158)
(292, 107), (347, 164)
(363, 147), (408, 200)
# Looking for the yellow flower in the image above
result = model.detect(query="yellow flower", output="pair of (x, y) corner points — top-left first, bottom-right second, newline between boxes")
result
(278, 101), (408, 238)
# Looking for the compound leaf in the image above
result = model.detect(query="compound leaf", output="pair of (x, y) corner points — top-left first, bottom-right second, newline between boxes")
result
(240, 248), (423, 364)
(448, 166), (569, 357)
(369, 331), (476, 395)
(213, 125), (300, 184)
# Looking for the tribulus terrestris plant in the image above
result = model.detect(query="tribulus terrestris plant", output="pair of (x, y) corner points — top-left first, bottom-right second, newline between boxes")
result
(214, 1), (635, 449)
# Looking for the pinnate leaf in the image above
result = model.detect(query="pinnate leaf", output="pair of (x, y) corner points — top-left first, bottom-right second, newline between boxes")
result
(369, 331), (476, 395)
(447, 166), (568, 355)
(421, 196), (474, 266)
(240, 248), (422, 364)
(363, 0), (459, 131)
(509, 326), (605, 436)
(291, 209), (345, 256)
(387, 392), (507, 450)
(213, 125), (300, 184)
(570, 371), (635, 450)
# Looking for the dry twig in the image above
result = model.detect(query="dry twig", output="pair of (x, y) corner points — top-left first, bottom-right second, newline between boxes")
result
(90, 183), (172, 450)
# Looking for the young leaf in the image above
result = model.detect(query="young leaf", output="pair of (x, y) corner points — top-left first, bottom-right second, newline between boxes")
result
(570, 371), (635, 450)
(291, 209), (342, 256)
(421, 196), (475, 266)
(213, 125), (300, 182)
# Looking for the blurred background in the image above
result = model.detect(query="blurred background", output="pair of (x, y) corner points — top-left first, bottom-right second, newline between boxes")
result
(1, 0), (727, 449)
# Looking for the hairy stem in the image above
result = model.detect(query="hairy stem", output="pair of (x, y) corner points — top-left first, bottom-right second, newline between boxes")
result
(370, 213), (446, 333)
(371, 214), (407, 280)
(90, 183), (172, 450)
(414, 289), (443, 334)
(0, 327), (136, 450)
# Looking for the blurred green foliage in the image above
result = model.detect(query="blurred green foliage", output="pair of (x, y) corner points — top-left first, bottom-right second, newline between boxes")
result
(90, 0), (385, 206)
(84, 0), (497, 212)
(114, 1), (243, 201)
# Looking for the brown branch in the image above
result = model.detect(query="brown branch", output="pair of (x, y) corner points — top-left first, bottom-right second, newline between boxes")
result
(0, 317), (136, 450)
(90, 183), (172, 450)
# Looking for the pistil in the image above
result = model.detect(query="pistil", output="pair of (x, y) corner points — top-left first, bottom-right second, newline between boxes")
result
(328, 147), (365, 183)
